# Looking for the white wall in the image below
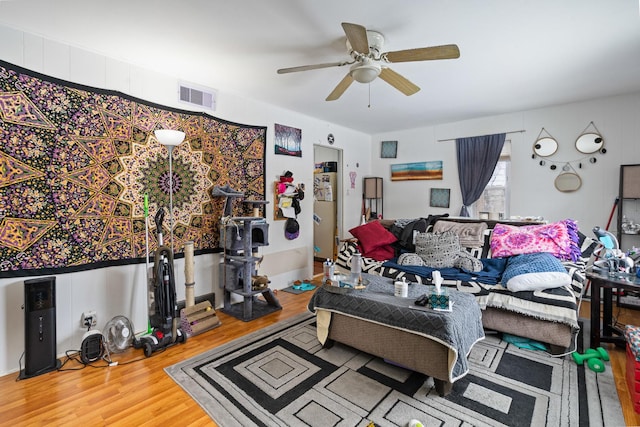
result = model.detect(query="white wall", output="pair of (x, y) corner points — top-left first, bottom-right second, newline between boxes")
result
(371, 93), (640, 236)
(0, 25), (371, 376)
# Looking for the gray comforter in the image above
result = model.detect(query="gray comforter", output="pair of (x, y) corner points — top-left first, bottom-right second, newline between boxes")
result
(308, 274), (485, 381)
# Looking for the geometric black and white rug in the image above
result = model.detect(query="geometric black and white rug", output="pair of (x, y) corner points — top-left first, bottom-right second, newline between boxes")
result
(165, 313), (624, 427)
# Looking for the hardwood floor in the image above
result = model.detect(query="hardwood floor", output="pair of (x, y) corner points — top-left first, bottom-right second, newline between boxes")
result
(580, 298), (640, 426)
(0, 287), (317, 426)
(1, 264), (638, 426)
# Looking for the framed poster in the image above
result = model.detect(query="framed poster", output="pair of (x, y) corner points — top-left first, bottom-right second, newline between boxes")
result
(391, 161), (443, 181)
(430, 188), (450, 208)
(381, 140), (397, 158)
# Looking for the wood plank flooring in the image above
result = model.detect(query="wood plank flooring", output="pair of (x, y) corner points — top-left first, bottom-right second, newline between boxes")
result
(1, 265), (639, 426)
(0, 287), (315, 427)
(580, 298), (640, 426)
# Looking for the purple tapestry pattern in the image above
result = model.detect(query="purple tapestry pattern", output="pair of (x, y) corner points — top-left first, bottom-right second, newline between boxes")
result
(0, 60), (266, 277)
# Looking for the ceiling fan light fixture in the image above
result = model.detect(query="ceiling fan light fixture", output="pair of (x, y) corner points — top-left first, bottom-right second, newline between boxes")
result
(350, 62), (381, 83)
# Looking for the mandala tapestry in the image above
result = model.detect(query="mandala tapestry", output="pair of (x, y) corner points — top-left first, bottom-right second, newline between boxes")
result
(0, 60), (266, 278)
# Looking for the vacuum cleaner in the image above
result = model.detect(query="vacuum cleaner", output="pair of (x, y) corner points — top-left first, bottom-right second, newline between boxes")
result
(134, 208), (186, 357)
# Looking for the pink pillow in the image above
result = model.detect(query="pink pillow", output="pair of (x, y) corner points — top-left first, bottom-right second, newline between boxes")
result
(349, 221), (397, 257)
(490, 219), (580, 261)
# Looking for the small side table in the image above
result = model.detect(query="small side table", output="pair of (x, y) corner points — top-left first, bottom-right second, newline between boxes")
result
(587, 271), (640, 348)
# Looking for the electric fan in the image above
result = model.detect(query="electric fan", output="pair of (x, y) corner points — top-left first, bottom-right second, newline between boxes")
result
(80, 329), (105, 364)
(103, 316), (134, 354)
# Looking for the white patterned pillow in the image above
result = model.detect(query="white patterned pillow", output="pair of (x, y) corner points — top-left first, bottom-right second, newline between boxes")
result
(415, 231), (460, 268)
(453, 251), (483, 272)
(397, 253), (424, 266)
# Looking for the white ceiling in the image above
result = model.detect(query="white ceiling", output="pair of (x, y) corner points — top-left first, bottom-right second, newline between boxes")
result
(1, 0), (639, 134)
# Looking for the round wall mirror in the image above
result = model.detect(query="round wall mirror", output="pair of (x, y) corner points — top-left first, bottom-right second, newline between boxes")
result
(533, 137), (558, 157)
(575, 133), (604, 154)
(554, 172), (582, 192)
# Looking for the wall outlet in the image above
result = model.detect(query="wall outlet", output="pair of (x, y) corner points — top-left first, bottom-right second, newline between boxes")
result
(81, 310), (97, 328)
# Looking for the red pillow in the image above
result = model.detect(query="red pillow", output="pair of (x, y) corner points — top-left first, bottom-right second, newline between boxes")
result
(349, 221), (397, 257)
(366, 245), (396, 261)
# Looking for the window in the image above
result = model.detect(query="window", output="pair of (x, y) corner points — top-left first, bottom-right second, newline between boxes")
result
(474, 141), (510, 218)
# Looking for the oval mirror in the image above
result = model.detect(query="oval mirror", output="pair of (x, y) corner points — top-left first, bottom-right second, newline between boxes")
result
(554, 172), (582, 192)
(533, 137), (558, 157)
(575, 133), (604, 154)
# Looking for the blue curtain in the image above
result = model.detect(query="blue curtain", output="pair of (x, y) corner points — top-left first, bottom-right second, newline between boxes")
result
(456, 133), (506, 217)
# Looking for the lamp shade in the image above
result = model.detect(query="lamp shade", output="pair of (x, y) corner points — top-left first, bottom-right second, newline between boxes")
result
(154, 129), (185, 146)
(364, 177), (382, 198)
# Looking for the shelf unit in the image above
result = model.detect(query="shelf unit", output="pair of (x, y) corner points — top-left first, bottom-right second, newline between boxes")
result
(617, 164), (640, 252)
(219, 216), (281, 321)
(363, 177), (383, 220)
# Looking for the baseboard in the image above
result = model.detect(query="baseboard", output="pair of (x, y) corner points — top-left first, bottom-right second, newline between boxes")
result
(176, 293), (216, 313)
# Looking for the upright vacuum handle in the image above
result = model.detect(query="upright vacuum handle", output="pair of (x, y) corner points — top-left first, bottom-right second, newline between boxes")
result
(154, 208), (165, 231)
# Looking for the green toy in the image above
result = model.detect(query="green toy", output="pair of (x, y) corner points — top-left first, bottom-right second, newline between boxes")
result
(571, 347), (610, 372)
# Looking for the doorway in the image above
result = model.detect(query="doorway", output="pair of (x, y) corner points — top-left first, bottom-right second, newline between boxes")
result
(313, 145), (342, 262)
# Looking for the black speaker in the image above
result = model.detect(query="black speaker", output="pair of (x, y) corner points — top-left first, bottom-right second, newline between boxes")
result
(20, 276), (61, 379)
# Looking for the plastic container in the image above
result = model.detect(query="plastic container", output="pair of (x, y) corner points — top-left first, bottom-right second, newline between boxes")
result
(323, 259), (334, 280)
(394, 277), (408, 298)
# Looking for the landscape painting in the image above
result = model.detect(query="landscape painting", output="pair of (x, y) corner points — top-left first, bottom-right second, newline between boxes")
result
(274, 123), (302, 157)
(391, 161), (443, 181)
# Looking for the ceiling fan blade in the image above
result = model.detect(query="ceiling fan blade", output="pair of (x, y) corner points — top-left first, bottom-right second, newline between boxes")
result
(378, 68), (420, 96)
(384, 44), (460, 63)
(326, 74), (354, 101)
(277, 61), (350, 74)
(342, 22), (369, 54)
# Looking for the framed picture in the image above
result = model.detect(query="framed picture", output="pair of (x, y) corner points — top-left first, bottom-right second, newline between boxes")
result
(274, 123), (302, 157)
(391, 161), (443, 181)
(380, 140), (397, 158)
(430, 188), (450, 208)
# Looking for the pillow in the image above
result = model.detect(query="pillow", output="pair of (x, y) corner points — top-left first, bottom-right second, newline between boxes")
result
(453, 251), (483, 272)
(349, 220), (397, 257)
(365, 244), (396, 261)
(415, 231), (460, 268)
(397, 253), (425, 266)
(502, 252), (570, 291)
(506, 272), (571, 292)
(490, 219), (580, 261)
(432, 221), (488, 248)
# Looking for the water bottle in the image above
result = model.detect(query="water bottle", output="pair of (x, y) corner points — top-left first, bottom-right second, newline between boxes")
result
(323, 259), (334, 281)
(350, 252), (362, 284)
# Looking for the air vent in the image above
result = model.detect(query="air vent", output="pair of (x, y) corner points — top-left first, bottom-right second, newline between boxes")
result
(178, 82), (217, 110)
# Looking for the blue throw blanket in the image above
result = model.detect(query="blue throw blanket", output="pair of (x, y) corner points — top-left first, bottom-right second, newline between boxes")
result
(382, 257), (507, 284)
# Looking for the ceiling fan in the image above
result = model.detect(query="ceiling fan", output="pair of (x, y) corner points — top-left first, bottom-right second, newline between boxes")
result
(277, 22), (460, 101)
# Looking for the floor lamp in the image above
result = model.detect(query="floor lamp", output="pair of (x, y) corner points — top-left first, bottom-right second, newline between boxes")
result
(154, 129), (186, 254)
